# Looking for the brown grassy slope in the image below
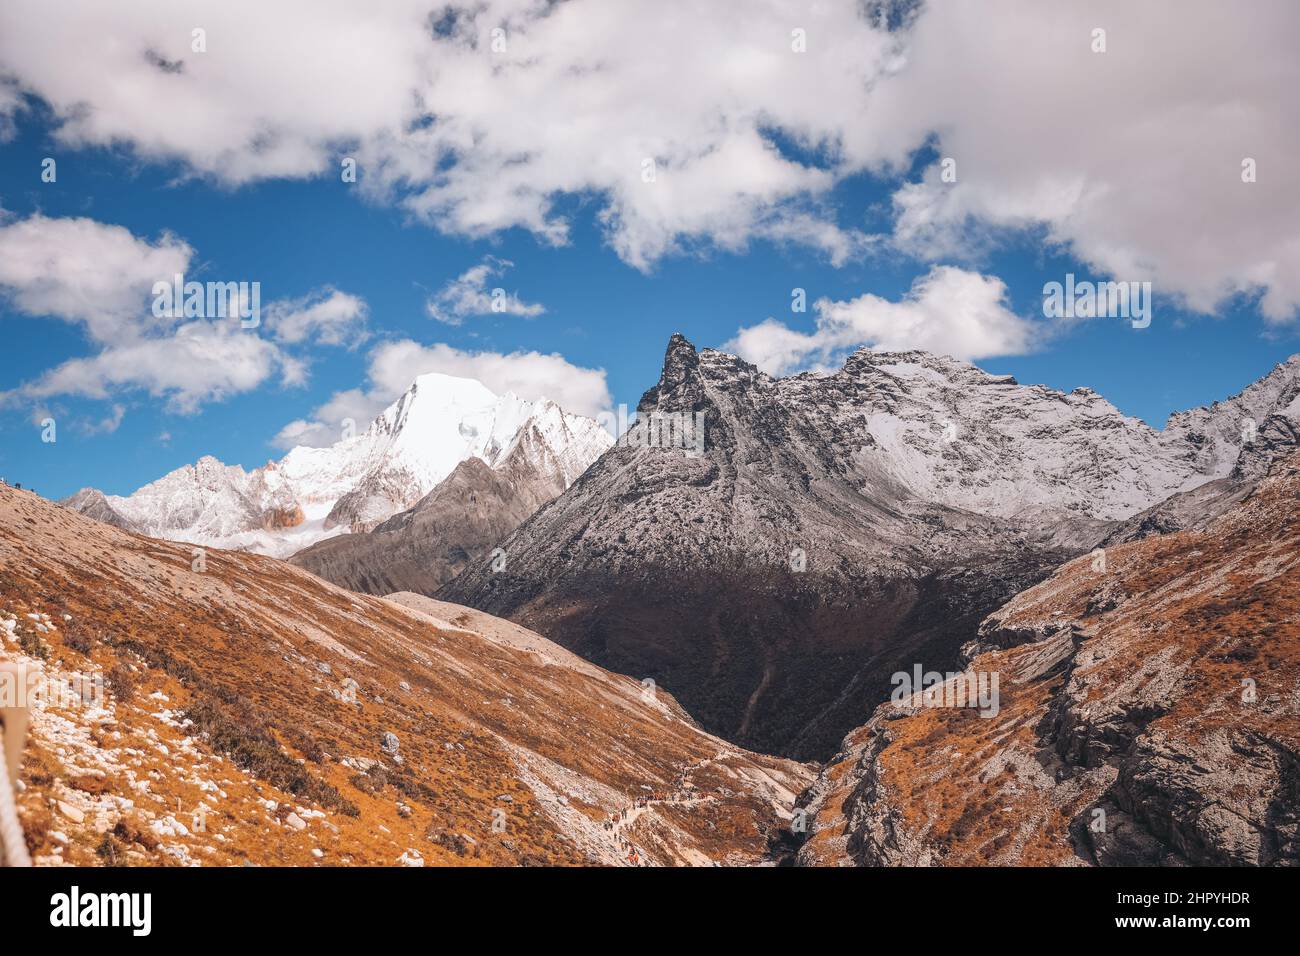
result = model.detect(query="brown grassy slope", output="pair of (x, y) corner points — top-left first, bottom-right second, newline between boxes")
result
(0, 485), (810, 867)
(798, 452), (1300, 866)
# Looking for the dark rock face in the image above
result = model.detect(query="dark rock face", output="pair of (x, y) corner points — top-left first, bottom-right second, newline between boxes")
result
(289, 426), (570, 596)
(260, 503), (306, 530)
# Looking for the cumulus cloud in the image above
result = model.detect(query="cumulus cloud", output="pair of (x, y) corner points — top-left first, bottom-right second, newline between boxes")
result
(871, 0), (1300, 321)
(3, 321), (304, 414)
(0, 213), (192, 341)
(0, 213), (361, 413)
(272, 339), (611, 448)
(728, 266), (1036, 376)
(265, 287), (369, 346)
(3, 1), (1297, 319)
(357, 1), (897, 271)
(0, 0), (430, 182)
(0, 0), (896, 270)
(425, 256), (544, 325)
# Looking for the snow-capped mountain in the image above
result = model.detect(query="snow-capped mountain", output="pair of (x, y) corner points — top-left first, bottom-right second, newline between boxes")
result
(62, 373), (613, 558)
(288, 410), (607, 597)
(441, 335), (1300, 759)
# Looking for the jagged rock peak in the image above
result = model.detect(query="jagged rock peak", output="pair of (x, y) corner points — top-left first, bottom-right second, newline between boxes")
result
(639, 333), (699, 413)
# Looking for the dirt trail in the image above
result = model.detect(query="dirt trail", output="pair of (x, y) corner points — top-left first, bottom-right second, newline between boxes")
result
(599, 749), (741, 866)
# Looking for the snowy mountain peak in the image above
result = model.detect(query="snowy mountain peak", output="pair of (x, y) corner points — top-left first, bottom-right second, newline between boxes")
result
(375, 372), (498, 437)
(64, 374), (612, 558)
(646, 335), (1300, 523)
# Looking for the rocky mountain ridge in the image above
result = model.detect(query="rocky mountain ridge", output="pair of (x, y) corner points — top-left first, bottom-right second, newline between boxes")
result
(440, 335), (1300, 760)
(288, 420), (579, 596)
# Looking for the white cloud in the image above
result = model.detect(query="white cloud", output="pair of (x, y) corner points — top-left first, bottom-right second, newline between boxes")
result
(0, 214), (369, 413)
(0, 0), (430, 182)
(272, 338), (611, 448)
(80, 403), (126, 435)
(0, 79), (22, 139)
(425, 256), (544, 325)
(871, 0), (1300, 321)
(367, 341), (610, 415)
(362, 1), (895, 271)
(0, 213), (192, 342)
(271, 389), (377, 449)
(0, 0), (895, 270)
(3, 321), (303, 414)
(728, 266), (1037, 376)
(3, 1), (1298, 320)
(265, 287), (368, 346)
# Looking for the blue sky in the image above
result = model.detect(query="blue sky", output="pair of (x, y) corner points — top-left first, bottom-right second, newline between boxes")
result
(1, 1), (1298, 500)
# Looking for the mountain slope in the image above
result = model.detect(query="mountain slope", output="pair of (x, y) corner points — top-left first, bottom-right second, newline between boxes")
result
(62, 373), (611, 559)
(441, 336), (1300, 761)
(796, 450), (1300, 867)
(288, 423), (573, 596)
(0, 484), (809, 867)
